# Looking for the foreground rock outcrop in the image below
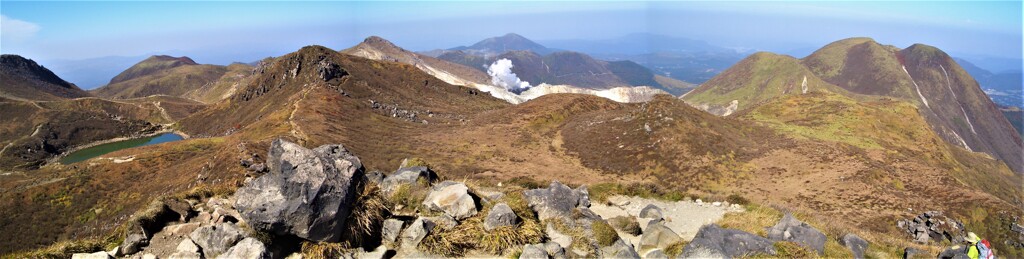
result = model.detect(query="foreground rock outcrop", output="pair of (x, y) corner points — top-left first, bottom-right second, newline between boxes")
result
(897, 211), (966, 244)
(233, 139), (365, 242)
(65, 140), (953, 259)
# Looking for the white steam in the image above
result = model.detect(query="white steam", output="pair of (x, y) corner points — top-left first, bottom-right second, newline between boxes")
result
(487, 58), (531, 94)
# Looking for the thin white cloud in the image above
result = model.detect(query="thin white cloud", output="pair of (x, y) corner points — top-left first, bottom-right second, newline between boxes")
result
(1, 15), (41, 41)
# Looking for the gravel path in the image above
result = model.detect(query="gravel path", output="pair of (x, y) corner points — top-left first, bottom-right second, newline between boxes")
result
(590, 195), (744, 250)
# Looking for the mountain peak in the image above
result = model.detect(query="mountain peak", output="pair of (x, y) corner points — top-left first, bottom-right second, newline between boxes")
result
(145, 55), (198, 65)
(109, 55), (200, 84)
(454, 33), (551, 55)
(0, 54), (77, 89)
(359, 36), (402, 50)
(0, 54), (89, 100)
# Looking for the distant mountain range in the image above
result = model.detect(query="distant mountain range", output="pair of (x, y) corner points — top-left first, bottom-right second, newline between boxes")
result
(955, 58), (1022, 108)
(426, 33), (695, 95)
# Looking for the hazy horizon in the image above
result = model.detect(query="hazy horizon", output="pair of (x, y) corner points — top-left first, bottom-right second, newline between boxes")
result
(2, 1), (1021, 71)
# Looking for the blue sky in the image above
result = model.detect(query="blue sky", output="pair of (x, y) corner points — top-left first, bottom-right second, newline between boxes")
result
(1, 1), (1021, 67)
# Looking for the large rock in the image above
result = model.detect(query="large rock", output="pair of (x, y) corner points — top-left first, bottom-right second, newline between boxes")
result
(382, 219), (405, 246)
(543, 242), (566, 259)
(401, 217), (436, 248)
(938, 245), (970, 259)
(168, 238), (202, 259)
(524, 181), (589, 221)
(189, 222), (246, 258)
(601, 239), (640, 259)
(381, 166), (436, 194)
(680, 224), (776, 258)
(840, 233), (869, 259)
(119, 233), (148, 255)
(639, 204), (664, 220)
(520, 244), (549, 259)
(644, 249), (669, 259)
(233, 139), (364, 242)
(217, 237), (269, 259)
(485, 203), (520, 230)
(639, 221), (683, 253)
(546, 223), (573, 249)
(766, 213), (827, 255)
(422, 181), (478, 220)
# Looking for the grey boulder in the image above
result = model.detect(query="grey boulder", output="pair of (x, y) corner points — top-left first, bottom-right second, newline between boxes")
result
(169, 238), (202, 259)
(523, 181), (588, 221)
(119, 233), (148, 255)
(382, 219), (405, 246)
(840, 233), (869, 259)
(217, 237), (269, 259)
(520, 244), (549, 259)
(639, 221), (682, 253)
(601, 239), (640, 259)
(645, 249), (669, 259)
(639, 204), (664, 220)
(189, 222), (246, 258)
(381, 166), (436, 195)
(680, 224), (776, 258)
(485, 203), (520, 230)
(233, 139), (364, 242)
(422, 181), (478, 220)
(401, 217), (436, 248)
(767, 213), (826, 255)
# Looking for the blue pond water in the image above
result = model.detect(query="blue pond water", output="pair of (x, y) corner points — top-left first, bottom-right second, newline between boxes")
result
(60, 133), (184, 164)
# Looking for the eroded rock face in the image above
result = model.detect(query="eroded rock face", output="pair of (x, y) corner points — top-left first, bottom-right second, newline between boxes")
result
(767, 213), (827, 255)
(233, 139), (364, 242)
(681, 224), (776, 258)
(422, 181), (478, 220)
(524, 181), (589, 221)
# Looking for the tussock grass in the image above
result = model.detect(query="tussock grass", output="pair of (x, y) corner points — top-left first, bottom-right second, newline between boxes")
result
(300, 242), (353, 259)
(388, 183), (427, 214)
(2, 239), (106, 259)
(341, 183), (390, 248)
(608, 216), (641, 235)
(591, 220), (619, 247)
(400, 157), (431, 169)
(419, 191), (544, 257)
(665, 241), (688, 257)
